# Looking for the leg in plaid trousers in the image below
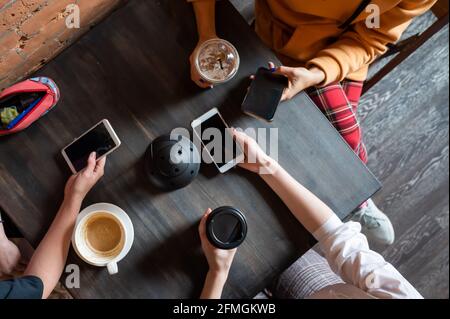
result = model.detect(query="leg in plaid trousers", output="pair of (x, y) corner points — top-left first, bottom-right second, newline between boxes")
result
(306, 81), (399, 245)
(307, 81), (367, 163)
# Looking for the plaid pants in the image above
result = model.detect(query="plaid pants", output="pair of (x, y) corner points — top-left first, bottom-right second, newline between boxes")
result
(307, 81), (367, 163)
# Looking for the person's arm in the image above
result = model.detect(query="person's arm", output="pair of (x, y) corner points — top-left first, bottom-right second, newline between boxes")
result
(0, 218), (21, 277)
(232, 129), (422, 298)
(188, 0), (219, 88)
(198, 208), (237, 299)
(268, 0), (436, 100)
(265, 61), (325, 102)
(201, 269), (229, 299)
(24, 152), (105, 298)
(312, 216), (423, 298)
(190, 0), (216, 41)
(306, 0), (437, 86)
(232, 128), (332, 234)
(260, 159), (333, 234)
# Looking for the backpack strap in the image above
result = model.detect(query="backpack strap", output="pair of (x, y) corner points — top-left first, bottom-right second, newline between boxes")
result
(338, 0), (373, 30)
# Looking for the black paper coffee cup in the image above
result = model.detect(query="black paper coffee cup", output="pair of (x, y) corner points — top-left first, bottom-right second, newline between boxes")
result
(206, 206), (247, 250)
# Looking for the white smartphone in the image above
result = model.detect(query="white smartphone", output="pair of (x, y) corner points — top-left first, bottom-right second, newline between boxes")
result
(191, 108), (244, 173)
(61, 119), (121, 174)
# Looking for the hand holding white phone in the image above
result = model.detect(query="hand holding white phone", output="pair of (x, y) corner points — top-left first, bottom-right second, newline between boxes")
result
(62, 119), (121, 174)
(191, 108), (244, 173)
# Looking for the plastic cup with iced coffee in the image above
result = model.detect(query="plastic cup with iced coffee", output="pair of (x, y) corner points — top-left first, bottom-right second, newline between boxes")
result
(194, 39), (240, 85)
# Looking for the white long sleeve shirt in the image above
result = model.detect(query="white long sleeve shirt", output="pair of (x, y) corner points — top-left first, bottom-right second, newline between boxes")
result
(310, 215), (423, 299)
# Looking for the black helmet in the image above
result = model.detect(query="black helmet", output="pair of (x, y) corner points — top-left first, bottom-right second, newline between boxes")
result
(144, 134), (201, 191)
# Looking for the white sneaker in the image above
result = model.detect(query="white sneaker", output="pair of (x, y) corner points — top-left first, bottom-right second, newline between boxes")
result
(345, 199), (395, 246)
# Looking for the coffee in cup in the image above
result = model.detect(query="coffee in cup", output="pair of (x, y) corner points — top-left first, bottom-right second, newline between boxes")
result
(194, 38), (240, 85)
(72, 203), (134, 275)
(83, 212), (125, 259)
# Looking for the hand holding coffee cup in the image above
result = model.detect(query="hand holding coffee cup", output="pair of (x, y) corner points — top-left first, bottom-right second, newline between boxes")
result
(198, 207), (247, 275)
(72, 203), (134, 275)
(190, 38), (240, 89)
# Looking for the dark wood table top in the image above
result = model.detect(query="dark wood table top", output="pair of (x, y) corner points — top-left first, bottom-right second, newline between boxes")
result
(0, 0), (381, 298)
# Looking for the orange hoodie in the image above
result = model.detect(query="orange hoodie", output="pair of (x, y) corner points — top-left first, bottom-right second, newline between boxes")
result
(255, 0), (436, 85)
(190, 0), (436, 86)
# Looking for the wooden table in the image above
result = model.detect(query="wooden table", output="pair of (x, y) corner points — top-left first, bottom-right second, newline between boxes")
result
(0, 0), (381, 298)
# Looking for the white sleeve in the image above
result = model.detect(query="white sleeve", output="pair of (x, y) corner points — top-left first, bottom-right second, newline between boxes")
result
(313, 215), (423, 299)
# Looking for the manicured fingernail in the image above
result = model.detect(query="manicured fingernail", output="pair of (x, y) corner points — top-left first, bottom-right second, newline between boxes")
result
(268, 61), (275, 71)
(89, 152), (96, 158)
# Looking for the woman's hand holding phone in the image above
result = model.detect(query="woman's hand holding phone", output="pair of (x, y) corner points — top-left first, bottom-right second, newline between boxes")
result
(64, 152), (106, 202)
(267, 62), (325, 101)
(231, 129), (279, 175)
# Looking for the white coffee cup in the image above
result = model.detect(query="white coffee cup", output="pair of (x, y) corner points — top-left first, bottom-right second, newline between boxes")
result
(72, 203), (134, 275)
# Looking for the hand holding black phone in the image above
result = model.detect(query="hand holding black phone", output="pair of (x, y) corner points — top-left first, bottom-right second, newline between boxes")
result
(241, 67), (288, 122)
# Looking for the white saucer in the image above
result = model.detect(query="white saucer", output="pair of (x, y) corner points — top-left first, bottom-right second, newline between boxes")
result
(71, 203), (134, 267)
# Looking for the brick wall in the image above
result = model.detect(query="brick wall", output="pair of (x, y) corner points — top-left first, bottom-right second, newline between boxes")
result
(0, 0), (125, 90)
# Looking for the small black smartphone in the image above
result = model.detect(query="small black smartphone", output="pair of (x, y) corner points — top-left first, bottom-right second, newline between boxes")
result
(241, 67), (288, 122)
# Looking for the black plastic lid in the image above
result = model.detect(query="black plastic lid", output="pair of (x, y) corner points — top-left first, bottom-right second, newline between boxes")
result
(206, 206), (247, 250)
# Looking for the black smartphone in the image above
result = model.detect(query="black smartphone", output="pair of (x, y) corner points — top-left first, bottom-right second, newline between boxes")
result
(241, 67), (288, 122)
